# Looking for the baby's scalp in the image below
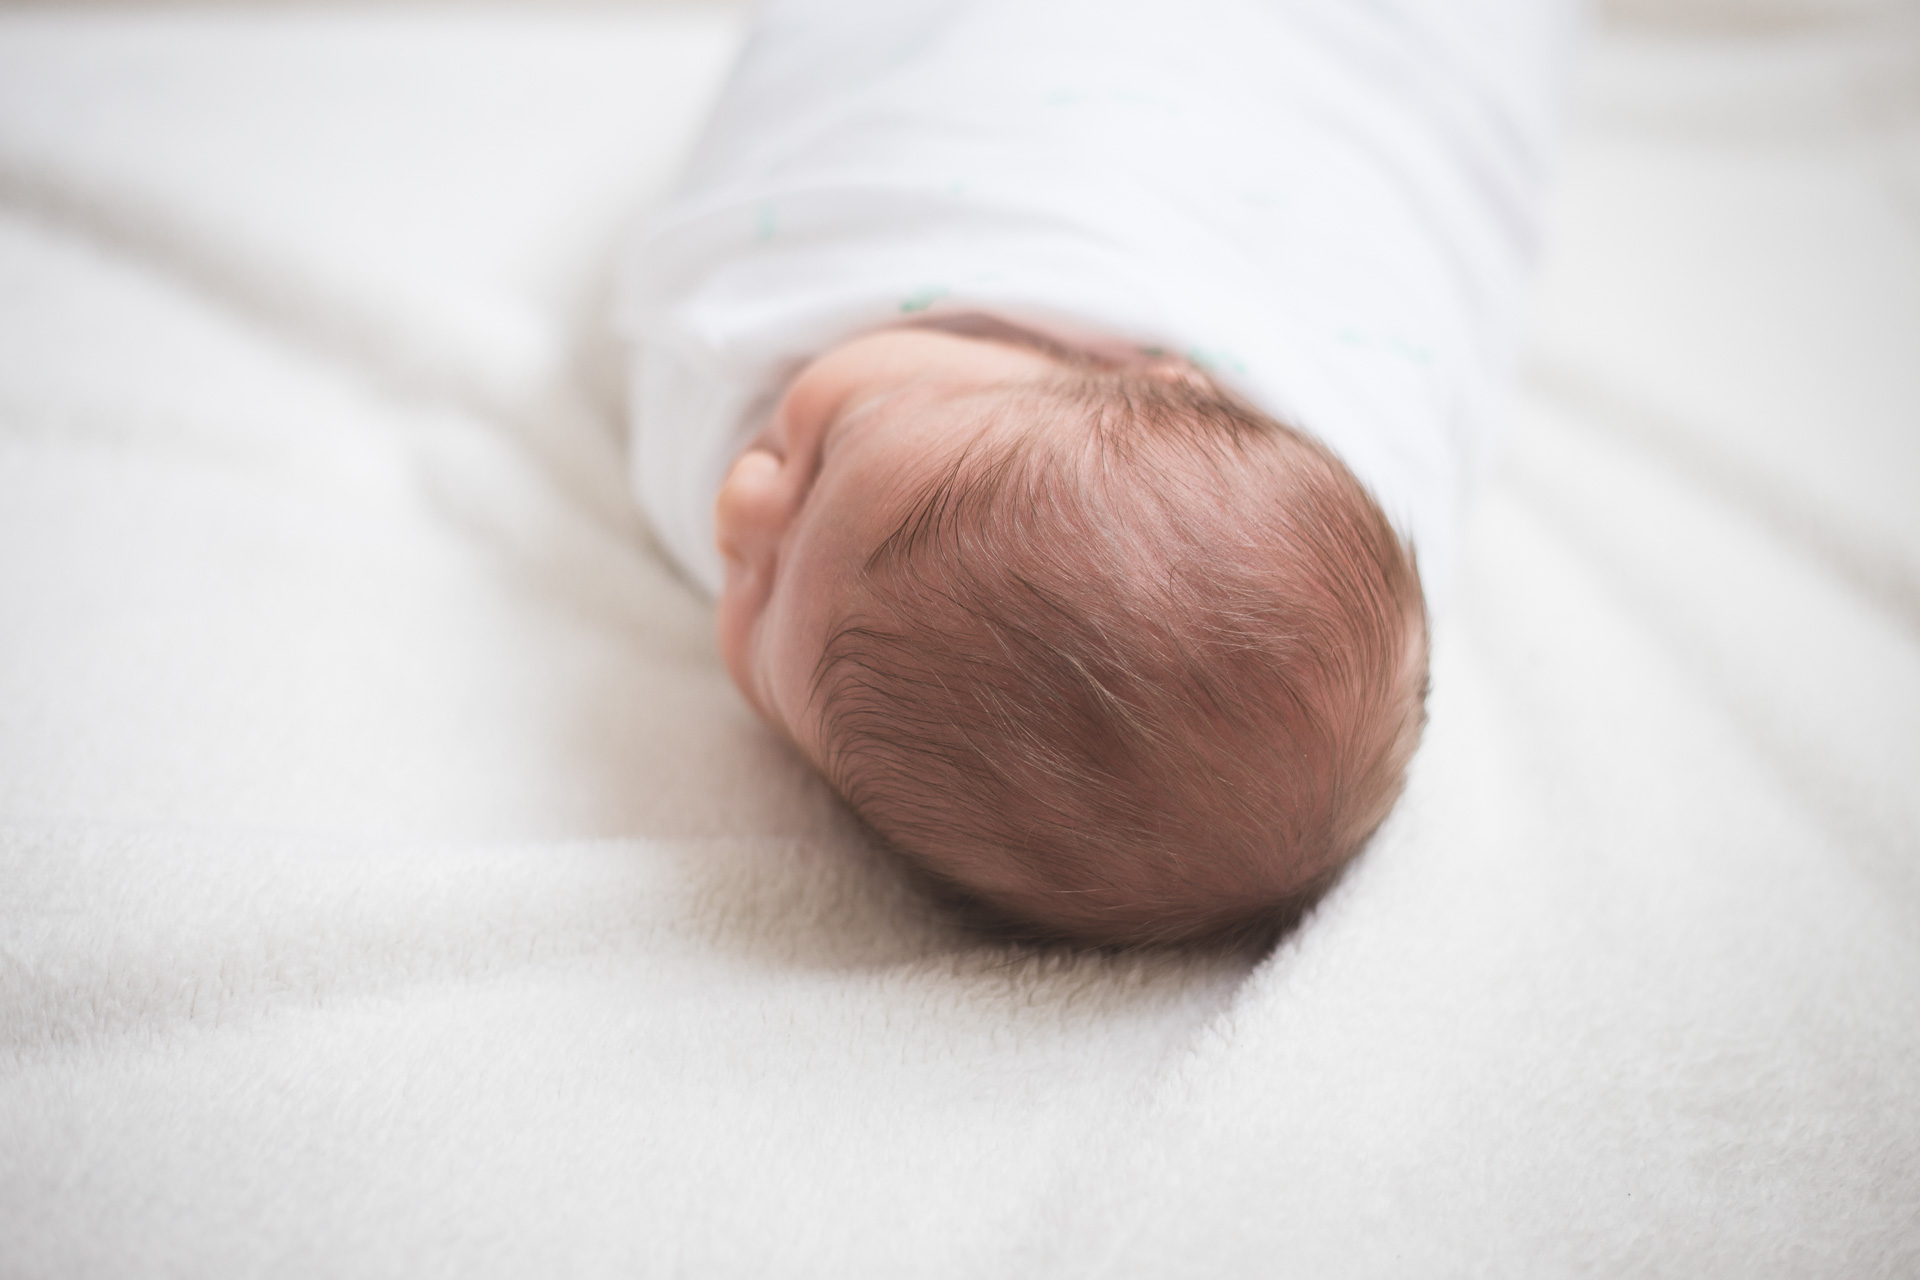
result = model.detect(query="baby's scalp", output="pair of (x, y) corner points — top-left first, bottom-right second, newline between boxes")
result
(806, 360), (1429, 946)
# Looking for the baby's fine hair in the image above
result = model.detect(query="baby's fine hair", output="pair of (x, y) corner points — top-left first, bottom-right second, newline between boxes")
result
(812, 357), (1429, 946)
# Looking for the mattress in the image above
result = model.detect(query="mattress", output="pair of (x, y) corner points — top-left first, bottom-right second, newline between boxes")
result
(2, 2), (1916, 1275)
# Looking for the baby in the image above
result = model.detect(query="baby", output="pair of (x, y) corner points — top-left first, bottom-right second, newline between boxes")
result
(623, 0), (1573, 943)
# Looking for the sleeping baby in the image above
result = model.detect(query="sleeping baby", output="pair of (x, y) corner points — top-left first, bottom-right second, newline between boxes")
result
(621, 0), (1574, 944)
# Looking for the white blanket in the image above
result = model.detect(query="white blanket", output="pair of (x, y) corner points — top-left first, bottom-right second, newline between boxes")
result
(2, 3), (1916, 1276)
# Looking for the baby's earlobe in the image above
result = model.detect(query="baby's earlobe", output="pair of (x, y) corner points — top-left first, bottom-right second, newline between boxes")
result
(715, 448), (789, 569)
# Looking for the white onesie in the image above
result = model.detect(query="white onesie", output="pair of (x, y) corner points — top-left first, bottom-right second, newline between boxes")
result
(620, 0), (1579, 601)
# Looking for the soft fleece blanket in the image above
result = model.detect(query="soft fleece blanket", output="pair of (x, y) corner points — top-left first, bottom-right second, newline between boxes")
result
(2, 3), (1917, 1276)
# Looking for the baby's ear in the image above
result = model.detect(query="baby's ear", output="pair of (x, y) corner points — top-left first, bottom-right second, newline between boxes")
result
(715, 447), (792, 575)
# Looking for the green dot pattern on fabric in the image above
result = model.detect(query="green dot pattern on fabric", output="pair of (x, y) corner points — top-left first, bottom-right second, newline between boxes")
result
(900, 286), (951, 313)
(754, 201), (777, 243)
(1387, 335), (1434, 365)
(1185, 345), (1247, 375)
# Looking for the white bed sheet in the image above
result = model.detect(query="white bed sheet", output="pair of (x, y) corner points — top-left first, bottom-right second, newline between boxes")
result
(1, 2), (1916, 1276)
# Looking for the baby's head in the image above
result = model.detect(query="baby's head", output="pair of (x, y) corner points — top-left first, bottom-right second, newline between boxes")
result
(716, 326), (1427, 946)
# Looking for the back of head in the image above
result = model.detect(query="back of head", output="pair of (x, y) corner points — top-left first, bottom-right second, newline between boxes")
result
(812, 362), (1429, 946)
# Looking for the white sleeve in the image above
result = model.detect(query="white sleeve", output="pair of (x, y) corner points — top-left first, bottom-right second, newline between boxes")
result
(619, 0), (1582, 598)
